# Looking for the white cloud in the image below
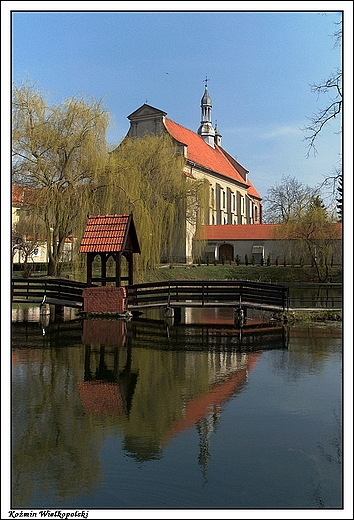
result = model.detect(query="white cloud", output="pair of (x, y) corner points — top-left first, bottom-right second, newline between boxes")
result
(259, 125), (301, 140)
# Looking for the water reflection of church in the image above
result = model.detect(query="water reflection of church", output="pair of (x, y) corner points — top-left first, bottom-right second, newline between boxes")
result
(76, 318), (277, 475)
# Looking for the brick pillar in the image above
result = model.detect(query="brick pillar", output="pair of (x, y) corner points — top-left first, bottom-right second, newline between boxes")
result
(82, 286), (127, 314)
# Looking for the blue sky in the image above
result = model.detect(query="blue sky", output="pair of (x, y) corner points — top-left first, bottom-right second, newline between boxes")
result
(7, 4), (346, 205)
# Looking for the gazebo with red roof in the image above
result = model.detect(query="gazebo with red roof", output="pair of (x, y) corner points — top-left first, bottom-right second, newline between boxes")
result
(80, 213), (140, 288)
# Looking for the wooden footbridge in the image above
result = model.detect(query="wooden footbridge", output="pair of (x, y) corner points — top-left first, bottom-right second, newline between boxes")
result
(126, 280), (289, 313)
(11, 278), (289, 314)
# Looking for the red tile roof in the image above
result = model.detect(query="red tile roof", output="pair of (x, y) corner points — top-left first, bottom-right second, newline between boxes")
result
(199, 222), (342, 241)
(12, 185), (38, 205)
(246, 179), (262, 200)
(165, 118), (260, 195)
(201, 224), (282, 241)
(80, 214), (140, 253)
(12, 185), (24, 204)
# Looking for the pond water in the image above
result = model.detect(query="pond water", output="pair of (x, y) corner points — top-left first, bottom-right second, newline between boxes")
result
(9, 306), (343, 516)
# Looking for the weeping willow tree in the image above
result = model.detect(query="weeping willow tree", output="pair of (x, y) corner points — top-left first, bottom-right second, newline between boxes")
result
(103, 133), (210, 279)
(12, 78), (110, 276)
(12, 79), (209, 280)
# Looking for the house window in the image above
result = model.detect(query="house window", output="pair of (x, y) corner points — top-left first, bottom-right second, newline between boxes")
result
(223, 191), (226, 208)
(254, 206), (258, 222)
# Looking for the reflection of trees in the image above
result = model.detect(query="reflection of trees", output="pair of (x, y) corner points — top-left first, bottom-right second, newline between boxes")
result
(268, 327), (341, 381)
(121, 349), (210, 460)
(12, 346), (106, 507)
(12, 318), (261, 506)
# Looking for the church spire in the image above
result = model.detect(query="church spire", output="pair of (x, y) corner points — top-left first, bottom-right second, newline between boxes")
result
(198, 77), (215, 147)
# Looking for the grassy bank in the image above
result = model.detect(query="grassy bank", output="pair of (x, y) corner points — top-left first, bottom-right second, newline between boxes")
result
(142, 264), (342, 285)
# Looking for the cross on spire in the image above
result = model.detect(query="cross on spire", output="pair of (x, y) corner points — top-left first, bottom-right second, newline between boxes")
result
(204, 76), (210, 88)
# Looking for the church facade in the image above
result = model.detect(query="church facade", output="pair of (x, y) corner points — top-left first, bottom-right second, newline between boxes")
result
(124, 82), (262, 263)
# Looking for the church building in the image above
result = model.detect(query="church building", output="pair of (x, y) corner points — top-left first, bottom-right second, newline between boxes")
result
(124, 80), (262, 263)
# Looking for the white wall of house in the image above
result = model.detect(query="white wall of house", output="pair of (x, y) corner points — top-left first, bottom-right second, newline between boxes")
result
(195, 238), (342, 265)
(12, 240), (75, 265)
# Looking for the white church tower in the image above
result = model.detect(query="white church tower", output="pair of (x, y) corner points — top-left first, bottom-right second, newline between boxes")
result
(197, 77), (215, 147)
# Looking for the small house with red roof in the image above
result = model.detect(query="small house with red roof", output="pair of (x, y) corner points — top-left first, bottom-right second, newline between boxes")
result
(123, 80), (262, 263)
(195, 222), (342, 265)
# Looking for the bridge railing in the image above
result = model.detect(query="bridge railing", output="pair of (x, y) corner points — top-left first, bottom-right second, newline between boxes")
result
(11, 278), (87, 305)
(11, 278), (289, 312)
(127, 280), (288, 311)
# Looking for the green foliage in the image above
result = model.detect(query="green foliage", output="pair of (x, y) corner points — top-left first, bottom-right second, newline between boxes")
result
(266, 254), (271, 266)
(245, 254), (248, 266)
(106, 133), (210, 278)
(12, 80), (210, 280)
(235, 254), (240, 266)
(279, 194), (341, 282)
(12, 78), (110, 276)
(251, 255), (255, 266)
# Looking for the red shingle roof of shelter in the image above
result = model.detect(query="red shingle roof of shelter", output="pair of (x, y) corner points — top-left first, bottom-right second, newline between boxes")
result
(164, 118), (261, 199)
(79, 214), (140, 254)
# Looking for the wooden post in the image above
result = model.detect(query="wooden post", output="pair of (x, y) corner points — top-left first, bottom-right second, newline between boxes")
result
(101, 253), (107, 286)
(87, 253), (93, 286)
(128, 252), (134, 286)
(116, 252), (121, 287)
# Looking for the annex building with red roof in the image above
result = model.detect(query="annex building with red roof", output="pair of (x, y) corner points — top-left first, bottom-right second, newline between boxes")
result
(123, 80), (262, 263)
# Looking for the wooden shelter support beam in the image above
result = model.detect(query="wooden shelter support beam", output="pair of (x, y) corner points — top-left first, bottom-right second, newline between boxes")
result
(128, 252), (134, 286)
(101, 253), (107, 286)
(87, 253), (93, 287)
(116, 252), (121, 287)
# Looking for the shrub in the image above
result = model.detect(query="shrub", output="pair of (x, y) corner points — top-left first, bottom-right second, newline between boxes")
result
(245, 254), (248, 266)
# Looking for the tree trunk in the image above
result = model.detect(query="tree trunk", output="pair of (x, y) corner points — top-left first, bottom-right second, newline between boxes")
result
(47, 256), (58, 277)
